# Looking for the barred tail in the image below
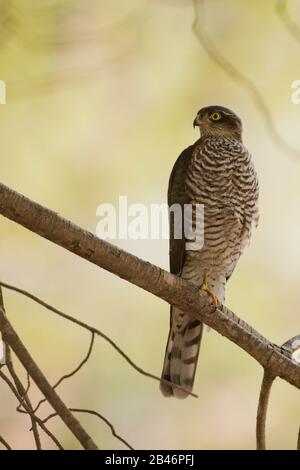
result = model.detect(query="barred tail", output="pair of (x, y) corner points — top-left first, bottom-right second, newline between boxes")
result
(160, 311), (203, 399)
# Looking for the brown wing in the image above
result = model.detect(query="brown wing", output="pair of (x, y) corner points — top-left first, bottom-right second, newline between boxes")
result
(168, 145), (194, 275)
(161, 145), (195, 392)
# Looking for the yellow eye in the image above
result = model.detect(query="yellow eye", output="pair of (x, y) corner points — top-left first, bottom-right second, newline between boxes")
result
(210, 112), (222, 121)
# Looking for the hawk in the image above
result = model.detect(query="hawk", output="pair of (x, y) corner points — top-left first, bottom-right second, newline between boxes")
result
(160, 105), (259, 398)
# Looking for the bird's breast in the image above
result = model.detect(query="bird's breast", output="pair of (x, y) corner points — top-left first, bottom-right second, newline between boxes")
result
(184, 138), (259, 246)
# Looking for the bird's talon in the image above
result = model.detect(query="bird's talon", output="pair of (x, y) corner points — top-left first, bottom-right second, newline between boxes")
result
(200, 275), (221, 308)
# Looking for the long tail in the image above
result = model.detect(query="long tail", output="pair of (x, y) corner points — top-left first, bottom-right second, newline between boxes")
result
(160, 308), (203, 399)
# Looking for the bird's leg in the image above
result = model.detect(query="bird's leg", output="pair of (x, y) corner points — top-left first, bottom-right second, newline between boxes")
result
(200, 274), (221, 308)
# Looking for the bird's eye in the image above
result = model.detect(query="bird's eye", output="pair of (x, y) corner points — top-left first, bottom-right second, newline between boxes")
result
(210, 112), (222, 121)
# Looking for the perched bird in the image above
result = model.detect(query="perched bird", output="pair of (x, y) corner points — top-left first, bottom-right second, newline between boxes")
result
(160, 105), (259, 398)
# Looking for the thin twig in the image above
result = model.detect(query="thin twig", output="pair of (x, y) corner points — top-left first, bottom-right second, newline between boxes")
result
(71, 408), (134, 451)
(16, 373), (31, 413)
(0, 286), (41, 450)
(192, 0), (300, 159)
(5, 347), (42, 450)
(0, 307), (98, 450)
(34, 332), (95, 413)
(0, 369), (64, 450)
(0, 282), (197, 399)
(42, 408), (134, 451)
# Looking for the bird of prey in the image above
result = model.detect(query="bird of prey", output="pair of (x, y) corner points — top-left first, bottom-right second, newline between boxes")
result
(160, 105), (259, 398)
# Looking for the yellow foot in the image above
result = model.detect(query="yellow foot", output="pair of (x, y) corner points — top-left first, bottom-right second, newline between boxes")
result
(200, 275), (221, 308)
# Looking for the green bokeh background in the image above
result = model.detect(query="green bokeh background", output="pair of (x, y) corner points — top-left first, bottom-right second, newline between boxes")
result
(0, 0), (299, 449)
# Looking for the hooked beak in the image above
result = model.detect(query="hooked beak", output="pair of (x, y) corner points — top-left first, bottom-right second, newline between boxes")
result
(193, 116), (202, 128)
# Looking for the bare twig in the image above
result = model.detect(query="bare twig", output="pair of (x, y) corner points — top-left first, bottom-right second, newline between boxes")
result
(34, 332), (95, 413)
(0, 282), (197, 399)
(192, 0), (300, 159)
(70, 409), (134, 450)
(0, 307), (98, 450)
(0, 288), (41, 450)
(42, 408), (134, 451)
(54, 333), (95, 386)
(0, 369), (64, 450)
(16, 373), (31, 413)
(5, 344), (42, 450)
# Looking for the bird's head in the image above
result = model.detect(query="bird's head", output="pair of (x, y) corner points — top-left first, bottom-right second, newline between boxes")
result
(193, 105), (242, 140)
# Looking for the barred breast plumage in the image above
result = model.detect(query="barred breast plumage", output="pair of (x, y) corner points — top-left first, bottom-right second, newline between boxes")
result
(185, 136), (259, 279)
(160, 105), (259, 399)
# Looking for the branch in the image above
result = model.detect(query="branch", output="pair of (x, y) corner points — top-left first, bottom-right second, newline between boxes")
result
(0, 369), (64, 450)
(34, 332), (95, 413)
(0, 182), (299, 389)
(0, 434), (12, 450)
(256, 370), (275, 450)
(0, 288), (41, 450)
(42, 408), (134, 451)
(0, 306), (98, 450)
(256, 335), (300, 450)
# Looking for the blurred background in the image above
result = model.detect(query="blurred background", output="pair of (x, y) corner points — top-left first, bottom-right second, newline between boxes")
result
(0, 0), (299, 450)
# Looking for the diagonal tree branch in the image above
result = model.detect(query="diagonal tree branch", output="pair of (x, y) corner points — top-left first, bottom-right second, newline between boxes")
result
(0, 306), (98, 450)
(0, 433), (12, 450)
(0, 182), (299, 390)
